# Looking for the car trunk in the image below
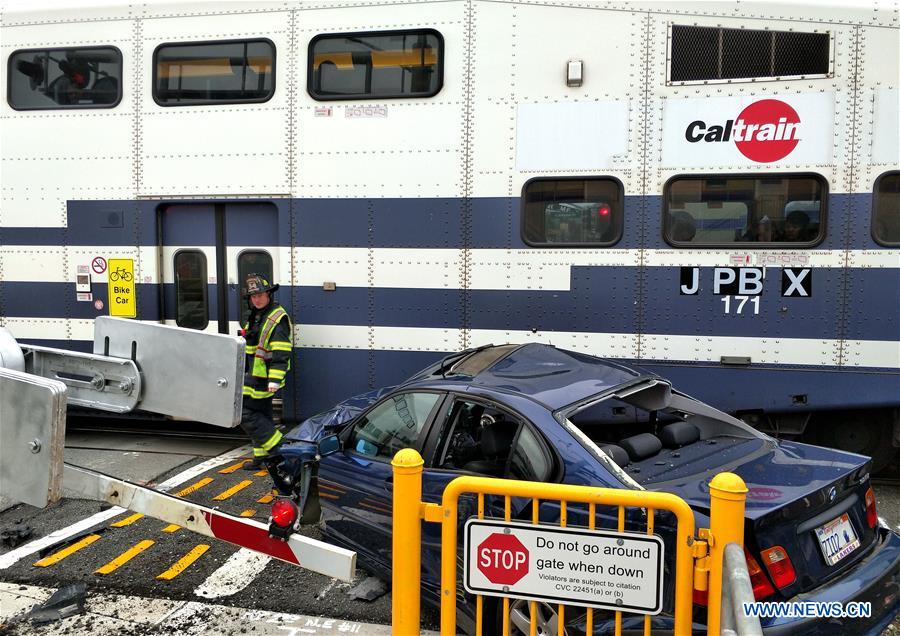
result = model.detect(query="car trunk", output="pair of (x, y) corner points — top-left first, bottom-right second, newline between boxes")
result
(642, 437), (877, 599)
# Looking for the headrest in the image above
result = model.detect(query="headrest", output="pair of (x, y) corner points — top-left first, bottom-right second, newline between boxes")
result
(660, 422), (700, 448)
(600, 444), (630, 468)
(481, 421), (517, 457)
(620, 433), (662, 461)
(465, 404), (485, 425)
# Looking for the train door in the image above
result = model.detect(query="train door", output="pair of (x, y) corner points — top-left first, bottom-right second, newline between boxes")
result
(160, 202), (278, 334)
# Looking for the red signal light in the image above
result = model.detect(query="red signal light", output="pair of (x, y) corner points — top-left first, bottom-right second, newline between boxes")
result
(597, 205), (610, 217)
(271, 499), (298, 529)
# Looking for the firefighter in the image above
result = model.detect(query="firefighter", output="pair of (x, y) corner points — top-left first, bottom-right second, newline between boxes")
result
(239, 273), (292, 469)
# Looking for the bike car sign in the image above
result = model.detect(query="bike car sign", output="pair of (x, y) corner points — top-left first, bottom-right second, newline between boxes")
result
(464, 519), (664, 614)
(106, 258), (136, 318)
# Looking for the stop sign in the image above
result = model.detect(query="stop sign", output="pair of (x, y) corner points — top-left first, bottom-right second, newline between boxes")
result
(477, 532), (529, 585)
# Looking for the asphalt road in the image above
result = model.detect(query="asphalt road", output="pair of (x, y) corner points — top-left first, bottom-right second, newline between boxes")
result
(0, 432), (897, 634)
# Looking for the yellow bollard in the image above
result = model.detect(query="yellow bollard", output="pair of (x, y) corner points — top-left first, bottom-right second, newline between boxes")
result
(392, 448), (425, 636)
(706, 472), (748, 636)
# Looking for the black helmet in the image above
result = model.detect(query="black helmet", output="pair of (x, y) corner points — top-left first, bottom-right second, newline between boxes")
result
(243, 273), (279, 296)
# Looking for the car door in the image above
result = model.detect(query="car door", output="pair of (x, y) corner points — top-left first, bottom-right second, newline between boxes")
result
(417, 396), (557, 603)
(317, 390), (447, 571)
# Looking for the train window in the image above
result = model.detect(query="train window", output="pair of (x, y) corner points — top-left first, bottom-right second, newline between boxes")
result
(7, 47), (122, 110)
(174, 251), (209, 330)
(237, 250), (273, 326)
(308, 30), (443, 100)
(669, 25), (831, 83)
(522, 178), (623, 247)
(664, 175), (826, 247)
(153, 39), (275, 106)
(873, 172), (900, 246)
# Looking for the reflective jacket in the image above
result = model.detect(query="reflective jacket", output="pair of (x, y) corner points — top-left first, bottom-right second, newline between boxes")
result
(242, 303), (292, 399)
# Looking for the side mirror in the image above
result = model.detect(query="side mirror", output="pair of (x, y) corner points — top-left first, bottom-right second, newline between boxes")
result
(318, 434), (341, 457)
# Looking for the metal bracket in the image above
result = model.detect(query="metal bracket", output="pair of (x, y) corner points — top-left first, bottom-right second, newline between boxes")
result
(693, 529), (711, 592)
(22, 345), (141, 413)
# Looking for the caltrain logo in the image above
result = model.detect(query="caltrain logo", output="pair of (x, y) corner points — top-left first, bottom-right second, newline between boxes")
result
(685, 99), (801, 163)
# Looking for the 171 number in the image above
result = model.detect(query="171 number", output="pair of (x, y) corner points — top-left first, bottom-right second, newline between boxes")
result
(721, 295), (760, 315)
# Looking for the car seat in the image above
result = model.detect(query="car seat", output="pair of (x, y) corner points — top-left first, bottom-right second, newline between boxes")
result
(462, 420), (517, 476)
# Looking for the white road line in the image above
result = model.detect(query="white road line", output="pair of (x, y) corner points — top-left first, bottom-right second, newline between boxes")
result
(193, 548), (271, 599)
(0, 582), (409, 635)
(0, 445), (251, 571)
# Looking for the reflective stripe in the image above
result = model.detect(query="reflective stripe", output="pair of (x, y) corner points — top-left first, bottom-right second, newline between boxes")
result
(255, 307), (288, 367)
(269, 341), (292, 352)
(244, 389), (274, 398)
(253, 447), (268, 457)
(268, 368), (286, 379)
(243, 386), (274, 399)
(261, 429), (283, 452)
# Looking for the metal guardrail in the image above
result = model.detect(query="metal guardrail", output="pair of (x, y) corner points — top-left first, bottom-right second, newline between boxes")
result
(721, 543), (764, 636)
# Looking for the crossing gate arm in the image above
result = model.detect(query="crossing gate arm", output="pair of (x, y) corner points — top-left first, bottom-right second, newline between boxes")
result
(437, 476), (697, 636)
(1, 324), (356, 583)
(63, 464), (356, 581)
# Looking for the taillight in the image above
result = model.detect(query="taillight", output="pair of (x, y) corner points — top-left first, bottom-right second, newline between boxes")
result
(760, 546), (796, 589)
(865, 487), (877, 529)
(745, 548), (775, 600)
(271, 499), (298, 529)
(597, 205), (610, 217)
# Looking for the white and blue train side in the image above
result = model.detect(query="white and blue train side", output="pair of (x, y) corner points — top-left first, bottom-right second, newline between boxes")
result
(1, 0), (897, 467)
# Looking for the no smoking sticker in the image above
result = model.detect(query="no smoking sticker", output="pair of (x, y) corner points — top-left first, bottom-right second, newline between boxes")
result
(464, 519), (663, 614)
(92, 256), (107, 274)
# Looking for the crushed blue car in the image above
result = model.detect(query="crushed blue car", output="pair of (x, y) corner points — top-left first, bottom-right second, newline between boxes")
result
(272, 343), (900, 635)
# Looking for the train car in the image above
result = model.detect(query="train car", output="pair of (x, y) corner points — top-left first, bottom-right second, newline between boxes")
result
(1, 0), (897, 468)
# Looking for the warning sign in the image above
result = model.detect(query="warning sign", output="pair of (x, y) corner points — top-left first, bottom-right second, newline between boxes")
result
(107, 258), (136, 318)
(464, 519), (663, 614)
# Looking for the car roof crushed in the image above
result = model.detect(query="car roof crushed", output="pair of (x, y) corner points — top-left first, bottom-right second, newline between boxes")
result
(456, 343), (653, 410)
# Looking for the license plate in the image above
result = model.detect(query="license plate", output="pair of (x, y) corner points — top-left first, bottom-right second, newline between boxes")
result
(815, 512), (860, 566)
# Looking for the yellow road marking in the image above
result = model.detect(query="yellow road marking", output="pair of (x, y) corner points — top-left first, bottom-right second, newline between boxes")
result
(256, 494), (274, 504)
(174, 477), (214, 497)
(95, 539), (154, 575)
(254, 470), (268, 477)
(33, 534), (101, 567)
(156, 544), (210, 580)
(111, 513), (144, 527)
(212, 480), (253, 501)
(239, 509), (256, 517)
(219, 460), (250, 474)
(162, 524), (181, 533)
